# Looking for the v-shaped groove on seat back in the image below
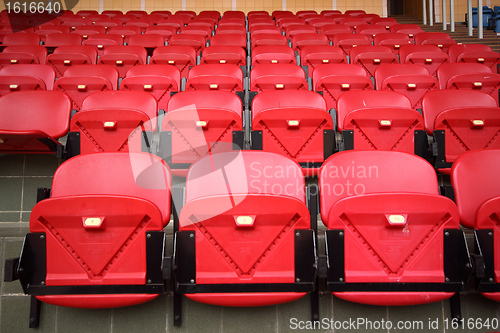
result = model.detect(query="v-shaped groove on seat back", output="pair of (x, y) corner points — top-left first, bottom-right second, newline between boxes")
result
(190, 213), (301, 278)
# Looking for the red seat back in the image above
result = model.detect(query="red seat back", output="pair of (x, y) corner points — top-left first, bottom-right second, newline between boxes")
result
(421, 90), (497, 134)
(251, 45), (296, 65)
(375, 63), (438, 110)
(0, 63), (55, 90)
(250, 64), (307, 92)
(0, 90), (71, 152)
(185, 64), (243, 92)
(121, 64), (180, 111)
(337, 90), (411, 131)
(312, 63), (373, 110)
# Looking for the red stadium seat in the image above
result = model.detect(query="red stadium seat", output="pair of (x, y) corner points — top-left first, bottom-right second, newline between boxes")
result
(248, 10), (271, 17)
(415, 32), (457, 53)
(210, 34), (246, 49)
(174, 151), (315, 311)
(321, 24), (352, 42)
(448, 44), (492, 62)
(30, 14), (61, 26)
(300, 45), (346, 75)
(112, 14), (138, 24)
(180, 25), (212, 40)
(421, 89), (497, 135)
(57, 12), (79, 23)
(333, 15), (350, 23)
(83, 34), (124, 57)
(108, 25), (141, 44)
(336, 90), (410, 132)
(320, 150), (464, 306)
(437, 63), (500, 104)
(336, 90), (426, 154)
(248, 12), (271, 19)
(358, 13), (380, 23)
(200, 45), (246, 66)
(312, 63), (374, 111)
(150, 45), (197, 79)
(390, 24), (424, 41)
(399, 44), (450, 76)
(370, 17), (399, 29)
(157, 17), (185, 30)
(190, 19), (217, 30)
(302, 14), (322, 23)
(0, 29), (30, 43)
(168, 33), (206, 55)
(72, 25), (107, 42)
(249, 24), (282, 36)
(354, 24), (388, 43)
(2, 32), (40, 45)
(251, 45), (296, 65)
(54, 64), (118, 111)
(45, 33), (83, 46)
(436, 61), (493, 86)
(373, 33), (413, 55)
(120, 64), (180, 111)
(62, 17), (92, 30)
(85, 14), (107, 23)
(159, 91), (244, 176)
(185, 64), (243, 93)
(349, 45), (398, 78)
(76, 10), (99, 17)
(126, 10), (148, 18)
(250, 64), (308, 92)
(101, 10), (123, 17)
(145, 26), (178, 43)
(249, 21), (278, 33)
(321, 10), (342, 16)
(189, 19), (216, 31)
(223, 10), (246, 20)
(339, 17), (366, 31)
(0, 45), (47, 68)
(175, 10), (196, 18)
(127, 34), (165, 55)
(251, 33), (288, 48)
(69, 91), (158, 155)
(216, 23), (245, 33)
(297, 10), (317, 17)
(220, 19), (246, 28)
(421, 90), (500, 173)
(151, 10), (171, 18)
(332, 33), (371, 56)
(97, 45), (147, 77)
(0, 64), (55, 95)
(0, 51), (39, 68)
(147, 13), (164, 23)
(170, 13), (193, 25)
(345, 10), (366, 16)
(448, 44), (500, 72)
(6, 152), (171, 315)
(277, 18), (303, 29)
(284, 24), (316, 38)
(251, 90), (335, 176)
(46, 45), (97, 78)
(199, 10), (221, 21)
(452, 149), (500, 225)
(308, 18), (336, 32)
(375, 63), (438, 110)
(35, 26), (71, 43)
(0, 90), (70, 153)
(291, 33), (329, 51)
(92, 18), (123, 30)
(452, 150), (500, 302)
